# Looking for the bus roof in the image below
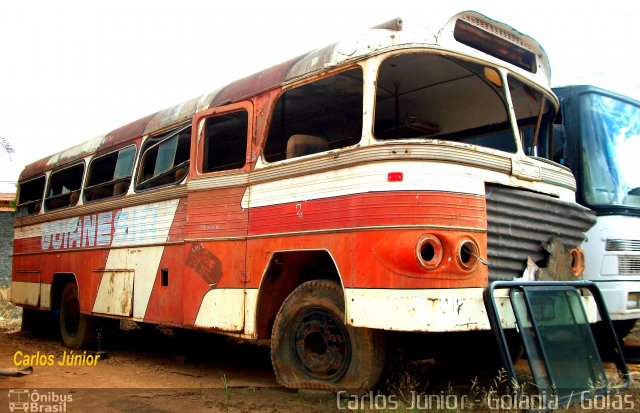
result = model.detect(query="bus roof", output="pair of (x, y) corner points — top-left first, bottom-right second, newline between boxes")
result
(20, 10), (550, 181)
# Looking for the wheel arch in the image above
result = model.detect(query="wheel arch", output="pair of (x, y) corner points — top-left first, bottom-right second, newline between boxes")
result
(253, 249), (344, 340)
(50, 273), (78, 311)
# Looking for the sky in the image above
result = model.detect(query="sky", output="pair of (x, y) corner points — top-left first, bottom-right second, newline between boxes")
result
(1, 0), (639, 193)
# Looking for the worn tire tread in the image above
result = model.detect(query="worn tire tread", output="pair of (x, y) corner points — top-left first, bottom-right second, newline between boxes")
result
(270, 280), (384, 392)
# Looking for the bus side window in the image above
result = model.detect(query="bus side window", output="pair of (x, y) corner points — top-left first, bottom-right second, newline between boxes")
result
(44, 163), (85, 211)
(136, 124), (191, 191)
(263, 68), (363, 162)
(202, 110), (248, 173)
(16, 176), (46, 216)
(84, 145), (136, 202)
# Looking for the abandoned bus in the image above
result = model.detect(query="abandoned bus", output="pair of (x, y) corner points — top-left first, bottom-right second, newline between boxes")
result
(12, 12), (595, 390)
(553, 85), (640, 338)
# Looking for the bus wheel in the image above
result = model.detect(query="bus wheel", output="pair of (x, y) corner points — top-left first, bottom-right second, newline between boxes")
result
(270, 280), (384, 391)
(59, 283), (94, 349)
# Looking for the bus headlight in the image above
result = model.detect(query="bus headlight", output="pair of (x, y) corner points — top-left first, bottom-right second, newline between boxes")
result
(416, 234), (443, 270)
(456, 239), (479, 270)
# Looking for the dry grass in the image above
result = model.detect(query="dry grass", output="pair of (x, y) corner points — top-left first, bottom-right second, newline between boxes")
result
(0, 286), (22, 332)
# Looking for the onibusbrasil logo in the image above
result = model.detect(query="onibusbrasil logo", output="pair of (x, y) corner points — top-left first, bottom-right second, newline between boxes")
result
(8, 389), (72, 412)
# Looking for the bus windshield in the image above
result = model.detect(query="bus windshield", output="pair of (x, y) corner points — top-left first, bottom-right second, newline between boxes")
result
(373, 53), (555, 157)
(579, 93), (640, 209)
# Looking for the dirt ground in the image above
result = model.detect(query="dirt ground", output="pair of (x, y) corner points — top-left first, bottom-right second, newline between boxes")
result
(0, 323), (339, 412)
(2, 291), (640, 412)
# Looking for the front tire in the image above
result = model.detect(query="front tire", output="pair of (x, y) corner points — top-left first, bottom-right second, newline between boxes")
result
(271, 280), (384, 391)
(59, 283), (94, 349)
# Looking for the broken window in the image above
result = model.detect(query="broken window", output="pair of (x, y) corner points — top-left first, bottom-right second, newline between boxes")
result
(264, 68), (363, 162)
(509, 75), (554, 159)
(374, 53), (515, 152)
(84, 145), (136, 202)
(136, 124), (191, 191)
(17, 176), (46, 216)
(45, 163), (85, 211)
(202, 110), (248, 173)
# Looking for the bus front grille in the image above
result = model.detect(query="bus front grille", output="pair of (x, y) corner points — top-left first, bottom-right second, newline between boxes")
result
(485, 184), (596, 281)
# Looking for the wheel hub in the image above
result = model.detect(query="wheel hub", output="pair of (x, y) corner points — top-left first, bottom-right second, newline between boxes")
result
(293, 308), (351, 381)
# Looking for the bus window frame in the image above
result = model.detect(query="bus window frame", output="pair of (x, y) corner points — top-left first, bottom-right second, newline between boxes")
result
(16, 174), (47, 216)
(135, 123), (192, 192)
(261, 66), (364, 164)
(83, 143), (137, 203)
(371, 51), (515, 151)
(44, 161), (86, 212)
(192, 101), (254, 176)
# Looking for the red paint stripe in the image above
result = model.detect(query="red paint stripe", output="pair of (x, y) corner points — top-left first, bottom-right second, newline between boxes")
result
(248, 191), (485, 236)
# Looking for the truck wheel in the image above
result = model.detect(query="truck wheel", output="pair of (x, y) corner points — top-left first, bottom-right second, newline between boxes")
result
(271, 280), (384, 391)
(59, 283), (94, 349)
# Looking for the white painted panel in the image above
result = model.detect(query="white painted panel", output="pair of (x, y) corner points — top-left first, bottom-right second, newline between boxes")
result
(92, 271), (134, 316)
(18, 198), (180, 249)
(345, 288), (597, 332)
(99, 246), (165, 319)
(243, 289), (259, 337)
(40, 284), (51, 309)
(14, 224), (42, 240)
(111, 199), (180, 247)
(242, 162), (486, 209)
(11, 282), (40, 307)
(195, 289), (245, 332)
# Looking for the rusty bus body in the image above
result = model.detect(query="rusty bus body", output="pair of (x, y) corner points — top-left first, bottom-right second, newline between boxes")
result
(12, 12), (595, 390)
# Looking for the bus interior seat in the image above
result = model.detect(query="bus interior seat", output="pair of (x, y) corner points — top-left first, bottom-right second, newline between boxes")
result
(113, 181), (129, 196)
(286, 134), (329, 159)
(174, 166), (188, 182)
(88, 187), (112, 201)
(69, 191), (80, 206)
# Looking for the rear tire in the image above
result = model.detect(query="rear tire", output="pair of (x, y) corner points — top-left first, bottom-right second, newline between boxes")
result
(59, 283), (94, 349)
(271, 280), (385, 391)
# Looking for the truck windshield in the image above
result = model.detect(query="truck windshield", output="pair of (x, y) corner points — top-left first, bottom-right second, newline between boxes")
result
(579, 93), (640, 209)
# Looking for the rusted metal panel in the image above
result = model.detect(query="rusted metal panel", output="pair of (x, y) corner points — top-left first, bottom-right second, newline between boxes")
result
(18, 158), (49, 182)
(486, 183), (596, 281)
(143, 95), (203, 136)
(285, 43), (340, 81)
(91, 270), (134, 316)
(212, 56), (301, 107)
(20, 115), (155, 181)
(102, 113), (155, 149)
